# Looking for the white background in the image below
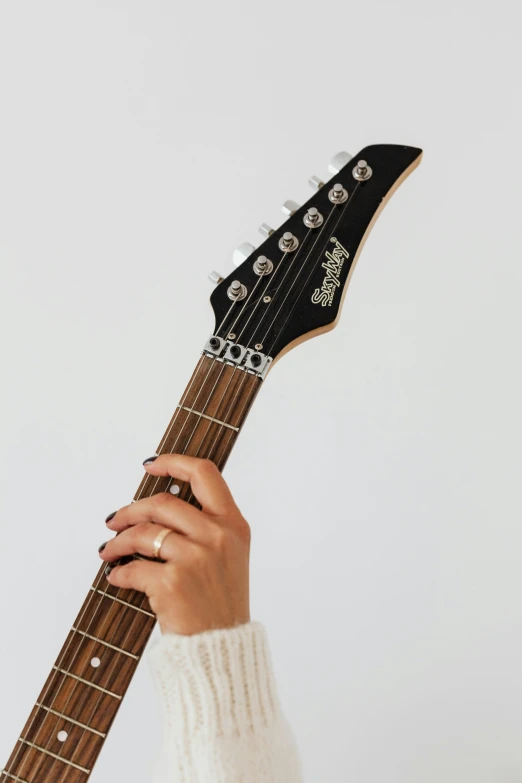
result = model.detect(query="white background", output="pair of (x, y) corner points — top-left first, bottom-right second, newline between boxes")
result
(1, 1), (521, 781)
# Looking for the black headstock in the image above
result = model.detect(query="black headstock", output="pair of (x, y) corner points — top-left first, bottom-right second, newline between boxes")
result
(208, 144), (422, 377)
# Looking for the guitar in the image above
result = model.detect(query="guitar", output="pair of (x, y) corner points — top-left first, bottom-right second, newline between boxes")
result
(1, 143), (422, 782)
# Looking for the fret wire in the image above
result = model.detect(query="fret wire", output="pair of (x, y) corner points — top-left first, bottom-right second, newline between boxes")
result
(71, 627), (140, 660)
(3, 356), (261, 783)
(35, 704), (106, 738)
(17, 740), (90, 775)
(178, 368), (246, 502)
(71, 360), (263, 768)
(145, 356), (231, 500)
(2, 771), (31, 783)
(184, 366), (259, 504)
(52, 667), (122, 700)
(37, 364), (234, 779)
(177, 404), (240, 431)
(89, 587), (155, 617)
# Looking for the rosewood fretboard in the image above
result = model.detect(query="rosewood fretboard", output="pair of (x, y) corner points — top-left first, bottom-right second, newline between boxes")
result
(2, 355), (262, 783)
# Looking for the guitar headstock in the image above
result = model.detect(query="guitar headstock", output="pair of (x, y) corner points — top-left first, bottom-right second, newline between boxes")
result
(207, 144), (422, 378)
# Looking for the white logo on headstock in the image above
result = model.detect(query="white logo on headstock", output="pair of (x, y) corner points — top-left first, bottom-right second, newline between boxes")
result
(311, 237), (349, 307)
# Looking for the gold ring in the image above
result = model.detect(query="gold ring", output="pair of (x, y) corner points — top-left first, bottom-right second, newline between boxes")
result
(152, 527), (173, 560)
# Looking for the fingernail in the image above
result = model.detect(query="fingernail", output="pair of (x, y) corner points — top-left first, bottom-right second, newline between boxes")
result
(143, 455), (158, 466)
(98, 542), (107, 553)
(104, 564), (114, 578)
(105, 511), (117, 525)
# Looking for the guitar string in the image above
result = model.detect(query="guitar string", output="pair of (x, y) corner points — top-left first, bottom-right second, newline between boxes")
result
(13, 242), (300, 778)
(56, 209), (335, 767)
(3, 315), (240, 780)
(184, 187), (363, 502)
(263, 182), (361, 356)
(62, 370), (262, 775)
(8, 187), (355, 779)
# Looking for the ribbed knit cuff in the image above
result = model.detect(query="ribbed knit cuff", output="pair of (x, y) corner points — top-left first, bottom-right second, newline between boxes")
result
(147, 621), (302, 782)
(147, 621), (280, 740)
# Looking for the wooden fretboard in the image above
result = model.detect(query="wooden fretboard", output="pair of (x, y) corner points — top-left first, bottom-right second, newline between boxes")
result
(2, 355), (262, 783)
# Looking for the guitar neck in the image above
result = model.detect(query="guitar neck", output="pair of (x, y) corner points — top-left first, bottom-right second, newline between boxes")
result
(2, 353), (262, 783)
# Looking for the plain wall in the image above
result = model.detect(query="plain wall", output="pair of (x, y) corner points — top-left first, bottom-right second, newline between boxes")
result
(1, 1), (522, 781)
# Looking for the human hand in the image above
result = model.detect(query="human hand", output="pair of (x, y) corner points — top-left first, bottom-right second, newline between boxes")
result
(99, 454), (251, 636)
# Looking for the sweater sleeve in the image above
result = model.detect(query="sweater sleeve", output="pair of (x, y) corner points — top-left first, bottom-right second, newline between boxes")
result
(146, 620), (303, 783)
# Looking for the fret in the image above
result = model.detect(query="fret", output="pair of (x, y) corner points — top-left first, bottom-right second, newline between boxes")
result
(53, 668), (121, 700)
(2, 142), (422, 782)
(17, 740), (90, 775)
(2, 772), (31, 783)
(177, 404), (240, 431)
(57, 629), (139, 697)
(18, 703), (102, 773)
(35, 704), (106, 738)
(89, 588), (155, 618)
(135, 358), (261, 502)
(71, 628), (139, 660)
(37, 668), (118, 736)
(3, 353), (263, 782)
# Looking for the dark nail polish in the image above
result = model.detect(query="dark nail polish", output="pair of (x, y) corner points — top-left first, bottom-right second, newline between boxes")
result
(143, 455), (158, 465)
(104, 564), (114, 578)
(105, 511), (117, 525)
(98, 542), (107, 553)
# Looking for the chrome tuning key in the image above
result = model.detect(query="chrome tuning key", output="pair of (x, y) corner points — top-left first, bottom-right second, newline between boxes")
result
(259, 223), (274, 238)
(281, 200), (300, 217)
(308, 175), (325, 191)
(328, 151), (353, 175)
(232, 242), (255, 268)
(208, 270), (224, 285)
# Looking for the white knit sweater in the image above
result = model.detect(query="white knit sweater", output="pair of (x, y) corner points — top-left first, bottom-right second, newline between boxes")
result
(147, 621), (303, 782)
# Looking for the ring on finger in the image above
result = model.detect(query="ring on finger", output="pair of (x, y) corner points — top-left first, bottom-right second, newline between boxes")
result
(152, 526), (173, 560)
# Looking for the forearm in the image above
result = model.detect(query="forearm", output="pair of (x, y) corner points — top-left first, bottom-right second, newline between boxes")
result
(147, 621), (303, 783)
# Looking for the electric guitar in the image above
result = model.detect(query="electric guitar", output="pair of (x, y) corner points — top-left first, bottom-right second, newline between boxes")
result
(1, 144), (423, 782)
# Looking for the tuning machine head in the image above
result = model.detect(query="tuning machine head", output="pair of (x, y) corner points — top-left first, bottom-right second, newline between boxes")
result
(328, 151), (353, 175)
(232, 242), (256, 268)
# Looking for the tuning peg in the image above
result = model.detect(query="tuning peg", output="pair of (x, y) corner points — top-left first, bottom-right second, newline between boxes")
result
(232, 242), (255, 268)
(208, 270), (224, 285)
(282, 200), (300, 217)
(328, 151), (353, 175)
(259, 223), (274, 238)
(308, 175), (324, 191)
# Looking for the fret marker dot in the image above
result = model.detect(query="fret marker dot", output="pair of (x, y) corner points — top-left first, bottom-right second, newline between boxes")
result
(91, 657), (101, 668)
(169, 484), (180, 495)
(57, 730), (68, 742)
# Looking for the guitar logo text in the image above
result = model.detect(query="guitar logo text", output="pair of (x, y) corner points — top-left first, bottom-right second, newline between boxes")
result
(311, 237), (349, 307)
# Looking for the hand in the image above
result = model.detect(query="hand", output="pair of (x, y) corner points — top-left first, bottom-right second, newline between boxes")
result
(99, 454), (251, 636)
